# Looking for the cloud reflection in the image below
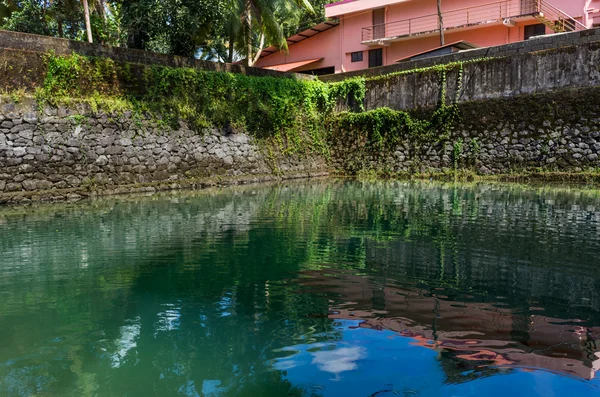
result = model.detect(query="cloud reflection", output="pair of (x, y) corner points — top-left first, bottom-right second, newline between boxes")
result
(311, 347), (366, 378)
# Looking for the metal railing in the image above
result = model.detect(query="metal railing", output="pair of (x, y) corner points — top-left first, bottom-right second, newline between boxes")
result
(361, 0), (585, 43)
(537, 0), (587, 32)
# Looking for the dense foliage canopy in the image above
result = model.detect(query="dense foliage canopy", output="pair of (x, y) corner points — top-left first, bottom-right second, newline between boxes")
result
(0, 0), (331, 63)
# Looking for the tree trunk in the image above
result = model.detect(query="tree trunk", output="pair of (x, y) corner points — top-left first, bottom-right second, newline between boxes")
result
(245, 0), (253, 66)
(82, 0), (93, 43)
(437, 0), (444, 46)
(249, 33), (265, 67)
(228, 30), (235, 63)
(99, 0), (108, 23)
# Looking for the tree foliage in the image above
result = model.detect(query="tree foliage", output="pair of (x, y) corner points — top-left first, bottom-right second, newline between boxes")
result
(1, 0), (124, 45)
(1, 0), (329, 60)
(282, 0), (328, 37)
(119, 0), (227, 57)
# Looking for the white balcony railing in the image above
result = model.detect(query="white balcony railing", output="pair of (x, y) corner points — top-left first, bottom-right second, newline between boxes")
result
(361, 0), (586, 44)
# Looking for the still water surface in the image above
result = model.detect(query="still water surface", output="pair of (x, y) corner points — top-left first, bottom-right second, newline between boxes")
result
(1, 180), (600, 396)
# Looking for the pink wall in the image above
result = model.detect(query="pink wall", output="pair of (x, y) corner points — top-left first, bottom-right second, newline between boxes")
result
(325, 0), (411, 17)
(257, 0), (592, 74)
(254, 26), (343, 72)
(589, 0), (600, 26)
(383, 25), (510, 64)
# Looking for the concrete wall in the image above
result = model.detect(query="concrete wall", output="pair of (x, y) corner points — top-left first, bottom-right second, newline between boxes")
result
(359, 40), (600, 112)
(323, 28), (600, 112)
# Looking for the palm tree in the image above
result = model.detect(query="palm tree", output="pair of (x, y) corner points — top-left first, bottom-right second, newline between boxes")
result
(227, 0), (314, 67)
(82, 0), (111, 44)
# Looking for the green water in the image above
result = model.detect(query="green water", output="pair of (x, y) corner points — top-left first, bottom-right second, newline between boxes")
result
(1, 180), (600, 396)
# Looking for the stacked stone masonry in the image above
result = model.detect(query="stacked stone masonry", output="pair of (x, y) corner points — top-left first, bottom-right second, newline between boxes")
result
(0, 100), (326, 198)
(329, 89), (600, 174)
(330, 115), (600, 174)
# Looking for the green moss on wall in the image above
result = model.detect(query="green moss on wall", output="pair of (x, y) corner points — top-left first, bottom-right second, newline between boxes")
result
(6, 51), (496, 171)
(32, 52), (373, 156)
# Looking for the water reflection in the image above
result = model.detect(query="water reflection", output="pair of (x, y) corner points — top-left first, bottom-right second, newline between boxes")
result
(0, 180), (599, 396)
(300, 268), (600, 380)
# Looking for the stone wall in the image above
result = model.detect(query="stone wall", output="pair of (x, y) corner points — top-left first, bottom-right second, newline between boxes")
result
(3, 28), (600, 202)
(325, 28), (600, 175)
(329, 87), (600, 174)
(0, 98), (327, 203)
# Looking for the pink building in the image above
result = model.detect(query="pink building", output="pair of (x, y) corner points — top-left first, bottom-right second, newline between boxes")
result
(255, 0), (600, 74)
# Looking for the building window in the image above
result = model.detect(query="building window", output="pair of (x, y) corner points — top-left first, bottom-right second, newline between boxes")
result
(369, 48), (383, 68)
(300, 66), (335, 76)
(524, 24), (546, 40)
(351, 51), (363, 63)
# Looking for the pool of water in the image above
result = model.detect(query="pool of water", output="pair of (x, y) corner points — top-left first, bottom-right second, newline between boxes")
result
(1, 180), (600, 396)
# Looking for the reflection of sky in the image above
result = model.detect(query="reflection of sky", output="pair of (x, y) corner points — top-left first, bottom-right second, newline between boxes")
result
(202, 379), (227, 396)
(155, 302), (182, 336)
(111, 316), (141, 368)
(273, 320), (600, 397)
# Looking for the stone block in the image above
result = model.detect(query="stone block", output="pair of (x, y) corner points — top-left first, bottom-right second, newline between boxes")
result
(10, 124), (29, 133)
(106, 145), (124, 155)
(23, 112), (38, 124)
(6, 182), (22, 191)
(65, 175), (81, 187)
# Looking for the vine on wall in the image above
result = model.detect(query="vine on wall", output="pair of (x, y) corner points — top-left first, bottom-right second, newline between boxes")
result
(31, 51), (474, 167)
(327, 62), (468, 172)
(35, 52), (372, 157)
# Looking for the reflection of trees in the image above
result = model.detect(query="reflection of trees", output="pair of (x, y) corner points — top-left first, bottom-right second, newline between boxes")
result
(298, 181), (600, 316)
(0, 183), (341, 395)
(1, 180), (600, 394)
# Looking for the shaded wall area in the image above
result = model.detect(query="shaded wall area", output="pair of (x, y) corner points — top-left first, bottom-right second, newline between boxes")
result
(327, 28), (600, 174)
(0, 29), (306, 81)
(330, 87), (600, 173)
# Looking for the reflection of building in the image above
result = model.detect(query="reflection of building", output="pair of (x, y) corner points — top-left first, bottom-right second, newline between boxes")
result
(299, 269), (600, 380)
(256, 0), (596, 74)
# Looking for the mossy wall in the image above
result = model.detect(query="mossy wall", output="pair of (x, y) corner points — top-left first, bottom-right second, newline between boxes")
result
(2, 28), (600, 203)
(0, 44), (363, 203)
(324, 30), (600, 177)
(328, 39), (600, 113)
(329, 87), (600, 176)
